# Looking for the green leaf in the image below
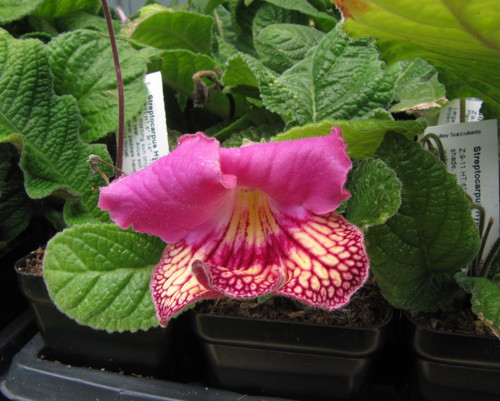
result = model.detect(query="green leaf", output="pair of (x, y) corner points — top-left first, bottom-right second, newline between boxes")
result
(218, 108), (285, 147)
(47, 29), (153, 143)
(230, 0), (261, 55)
(54, 11), (118, 33)
(157, 49), (244, 120)
(339, 0), (500, 116)
(223, 52), (264, 98)
(230, 0), (310, 56)
(262, 0), (337, 31)
(254, 23), (325, 73)
(391, 58), (447, 114)
(132, 3), (169, 20)
(44, 224), (165, 332)
(213, 4), (237, 47)
(214, 107), (284, 143)
(346, 159), (401, 230)
(202, 6), (236, 63)
(0, 0), (44, 24)
(34, 0), (101, 20)
(0, 144), (31, 248)
(366, 132), (480, 311)
(0, 29), (111, 225)
(129, 10), (214, 54)
(20, 16), (57, 39)
(222, 126), (276, 147)
(456, 273), (500, 337)
(203, 0), (227, 15)
(273, 119), (426, 159)
(215, 36), (239, 64)
(228, 29), (398, 125)
(252, 2), (309, 43)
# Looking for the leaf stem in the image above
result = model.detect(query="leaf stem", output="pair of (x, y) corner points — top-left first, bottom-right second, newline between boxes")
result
(467, 201), (486, 277)
(475, 217), (493, 277)
(482, 236), (500, 279)
(467, 204), (500, 278)
(88, 155), (125, 186)
(101, 0), (125, 178)
(419, 133), (446, 163)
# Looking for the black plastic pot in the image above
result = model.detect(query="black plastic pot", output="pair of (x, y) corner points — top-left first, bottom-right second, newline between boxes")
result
(14, 252), (180, 380)
(1, 334), (294, 401)
(191, 308), (393, 401)
(406, 313), (500, 401)
(0, 221), (48, 328)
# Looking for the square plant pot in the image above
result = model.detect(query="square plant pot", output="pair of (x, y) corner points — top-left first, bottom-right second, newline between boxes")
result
(14, 251), (182, 380)
(406, 313), (500, 401)
(0, 221), (51, 328)
(191, 303), (393, 401)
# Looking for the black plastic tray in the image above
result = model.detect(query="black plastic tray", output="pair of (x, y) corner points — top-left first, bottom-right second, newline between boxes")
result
(0, 310), (36, 375)
(1, 334), (294, 401)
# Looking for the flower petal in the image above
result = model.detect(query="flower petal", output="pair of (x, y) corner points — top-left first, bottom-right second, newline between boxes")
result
(99, 133), (235, 243)
(151, 189), (284, 324)
(191, 190), (285, 298)
(192, 261), (282, 298)
(150, 241), (222, 326)
(276, 212), (369, 309)
(150, 193), (368, 323)
(99, 128), (351, 242)
(219, 127), (351, 217)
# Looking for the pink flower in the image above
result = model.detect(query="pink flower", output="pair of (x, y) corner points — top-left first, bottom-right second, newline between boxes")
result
(99, 128), (369, 326)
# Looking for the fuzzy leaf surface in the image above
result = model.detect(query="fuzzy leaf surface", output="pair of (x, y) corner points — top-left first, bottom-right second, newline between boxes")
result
(273, 119), (426, 159)
(128, 10), (214, 54)
(225, 29), (398, 124)
(338, 0), (500, 116)
(214, 107), (284, 144)
(47, 29), (152, 143)
(34, 0), (101, 20)
(262, 0), (336, 31)
(254, 23), (325, 73)
(366, 133), (480, 311)
(229, 0), (262, 55)
(0, 29), (111, 225)
(346, 159), (401, 230)
(223, 52), (263, 98)
(213, 4), (237, 51)
(391, 59), (447, 113)
(0, 0), (44, 24)
(252, 3), (309, 46)
(55, 11), (119, 33)
(44, 224), (165, 332)
(456, 273), (500, 336)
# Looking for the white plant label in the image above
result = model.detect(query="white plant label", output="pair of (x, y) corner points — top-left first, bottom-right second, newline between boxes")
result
(425, 119), (499, 257)
(437, 97), (483, 124)
(122, 71), (169, 174)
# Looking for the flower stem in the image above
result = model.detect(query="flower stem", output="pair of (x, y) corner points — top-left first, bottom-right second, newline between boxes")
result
(101, 0), (125, 178)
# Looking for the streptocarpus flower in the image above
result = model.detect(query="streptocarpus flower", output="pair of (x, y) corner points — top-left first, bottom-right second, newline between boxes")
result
(98, 127), (369, 326)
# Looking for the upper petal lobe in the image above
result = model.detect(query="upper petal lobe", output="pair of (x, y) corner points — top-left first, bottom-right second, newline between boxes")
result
(220, 127), (351, 216)
(99, 133), (235, 243)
